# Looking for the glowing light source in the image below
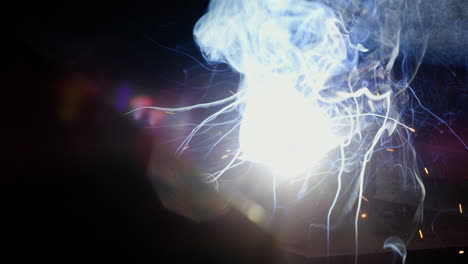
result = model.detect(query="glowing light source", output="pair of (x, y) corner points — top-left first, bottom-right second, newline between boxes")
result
(132, 0), (429, 262)
(418, 229), (424, 239)
(424, 167), (429, 174)
(239, 83), (339, 174)
(459, 203), (463, 214)
(459, 250), (464, 255)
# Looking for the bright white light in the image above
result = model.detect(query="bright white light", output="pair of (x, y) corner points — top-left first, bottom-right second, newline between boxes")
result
(238, 76), (339, 175)
(134, 0), (428, 260)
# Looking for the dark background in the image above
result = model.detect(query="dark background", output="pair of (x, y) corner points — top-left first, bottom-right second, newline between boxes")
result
(5, 2), (278, 263)
(4, 1), (468, 263)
